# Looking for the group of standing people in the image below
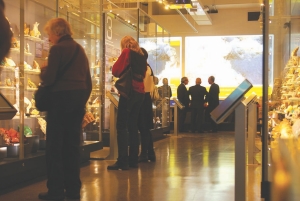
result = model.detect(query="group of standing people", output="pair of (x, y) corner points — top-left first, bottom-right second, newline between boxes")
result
(177, 76), (220, 133)
(108, 36), (156, 170)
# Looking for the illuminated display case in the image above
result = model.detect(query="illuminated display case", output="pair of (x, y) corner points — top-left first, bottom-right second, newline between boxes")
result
(58, 1), (102, 146)
(0, 0), (102, 166)
(256, 0), (300, 199)
(0, 0), (58, 160)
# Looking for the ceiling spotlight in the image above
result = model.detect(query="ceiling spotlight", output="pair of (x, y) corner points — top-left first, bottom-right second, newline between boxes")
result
(165, 5), (169, 9)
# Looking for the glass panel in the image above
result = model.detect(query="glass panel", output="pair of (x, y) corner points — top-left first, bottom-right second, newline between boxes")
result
(139, 12), (159, 129)
(139, 10), (171, 132)
(103, 9), (138, 133)
(57, 0), (102, 144)
(291, 0), (300, 15)
(269, 0), (274, 16)
(0, 0), (56, 158)
(269, 1), (300, 199)
(24, 0), (56, 155)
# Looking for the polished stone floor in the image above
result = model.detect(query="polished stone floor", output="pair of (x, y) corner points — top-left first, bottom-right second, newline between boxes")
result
(0, 132), (263, 201)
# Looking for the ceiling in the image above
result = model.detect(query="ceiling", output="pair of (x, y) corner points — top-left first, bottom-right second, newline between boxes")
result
(150, 0), (261, 34)
(59, 0), (261, 34)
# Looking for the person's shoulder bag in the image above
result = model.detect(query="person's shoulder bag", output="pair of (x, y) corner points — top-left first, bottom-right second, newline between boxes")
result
(115, 65), (132, 99)
(35, 45), (80, 111)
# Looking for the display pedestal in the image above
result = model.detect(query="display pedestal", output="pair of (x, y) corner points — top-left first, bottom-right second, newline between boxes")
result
(235, 102), (247, 201)
(172, 98), (184, 136)
(106, 102), (118, 160)
(174, 105), (178, 136)
(26, 135), (39, 153)
(6, 143), (30, 157)
(161, 98), (169, 128)
(39, 137), (46, 150)
(209, 79), (253, 201)
(247, 101), (260, 165)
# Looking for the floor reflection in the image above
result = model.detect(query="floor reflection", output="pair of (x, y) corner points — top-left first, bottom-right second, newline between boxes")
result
(0, 132), (263, 201)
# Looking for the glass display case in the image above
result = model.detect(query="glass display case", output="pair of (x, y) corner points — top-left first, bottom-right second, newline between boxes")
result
(260, 0), (300, 199)
(57, 0), (102, 145)
(0, 0), (57, 159)
(0, 0), (102, 161)
(267, 0), (300, 142)
(103, 9), (137, 133)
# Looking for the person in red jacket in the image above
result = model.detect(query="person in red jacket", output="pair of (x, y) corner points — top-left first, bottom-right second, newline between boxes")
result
(107, 36), (147, 170)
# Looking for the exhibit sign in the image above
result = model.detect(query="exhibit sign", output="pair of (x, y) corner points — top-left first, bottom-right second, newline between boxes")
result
(210, 79), (253, 123)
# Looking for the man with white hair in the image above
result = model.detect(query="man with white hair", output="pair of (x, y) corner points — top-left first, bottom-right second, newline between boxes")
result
(205, 76), (220, 133)
(177, 77), (190, 132)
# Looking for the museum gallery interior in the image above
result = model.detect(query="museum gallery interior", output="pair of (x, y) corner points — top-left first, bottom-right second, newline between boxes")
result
(0, 0), (299, 201)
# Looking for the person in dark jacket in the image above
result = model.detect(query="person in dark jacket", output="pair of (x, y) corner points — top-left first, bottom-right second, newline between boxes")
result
(38, 18), (92, 201)
(138, 48), (156, 163)
(107, 36), (147, 170)
(189, 78), (208, 133)
(0, 0), (12, 62)
(177, 76), (190, 132)
(205, 76), (220, 132)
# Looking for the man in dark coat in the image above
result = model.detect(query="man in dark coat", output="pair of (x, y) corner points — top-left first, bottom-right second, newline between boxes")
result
(177, 76), (190, 132)
(205, 76), (220, 132)
(189, 78), (208, 133)
(0, 0), (12, 62)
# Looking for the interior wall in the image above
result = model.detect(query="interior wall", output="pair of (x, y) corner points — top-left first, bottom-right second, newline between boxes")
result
(150, 7), (262, 37)
(149, 4), (295, 84)
(149, 6), (263, 82)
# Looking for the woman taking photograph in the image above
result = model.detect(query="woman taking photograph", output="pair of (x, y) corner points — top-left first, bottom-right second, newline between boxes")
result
(107, 36), (147, 170)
